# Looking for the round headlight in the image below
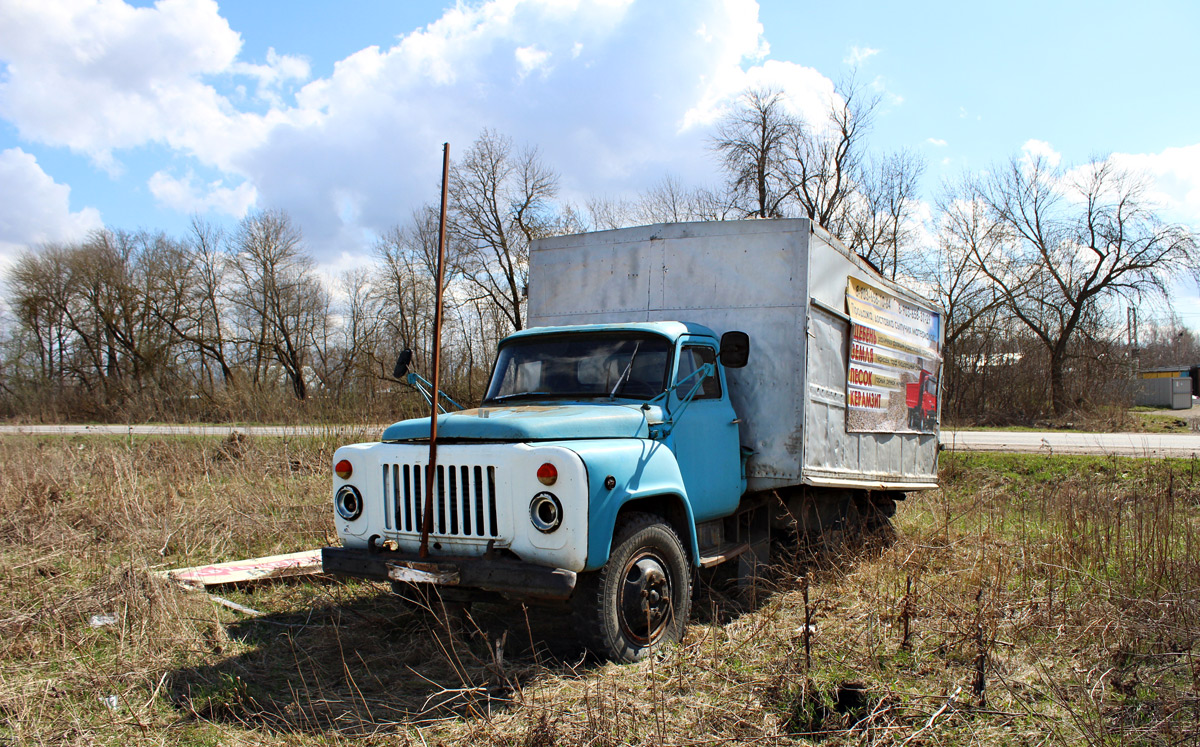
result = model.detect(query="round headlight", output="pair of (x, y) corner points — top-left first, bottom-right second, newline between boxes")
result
(335, 485), (363, 521)
(529, 492), (562, 533)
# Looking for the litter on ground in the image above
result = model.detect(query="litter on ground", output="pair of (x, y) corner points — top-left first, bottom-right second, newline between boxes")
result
(158, 549), (322, 589)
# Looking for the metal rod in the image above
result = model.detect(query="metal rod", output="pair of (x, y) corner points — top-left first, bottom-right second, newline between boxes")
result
(420, 143), (451, 558)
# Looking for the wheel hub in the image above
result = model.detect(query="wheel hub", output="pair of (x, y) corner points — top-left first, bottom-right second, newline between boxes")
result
(619, 550), (673, 645)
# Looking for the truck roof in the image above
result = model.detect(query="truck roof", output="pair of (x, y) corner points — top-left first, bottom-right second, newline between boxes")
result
(503, 321), (716, 344)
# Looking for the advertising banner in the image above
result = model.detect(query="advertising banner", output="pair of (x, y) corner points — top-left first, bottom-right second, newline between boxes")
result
(845, 277), (941, 433)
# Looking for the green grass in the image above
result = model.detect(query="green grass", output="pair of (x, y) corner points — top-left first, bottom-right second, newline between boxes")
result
(1131, 411), (1195, 432)
(950, 408), (1197, 434)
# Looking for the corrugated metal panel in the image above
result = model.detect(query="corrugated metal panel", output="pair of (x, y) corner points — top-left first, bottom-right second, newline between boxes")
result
(1133, 377), (1193, 410)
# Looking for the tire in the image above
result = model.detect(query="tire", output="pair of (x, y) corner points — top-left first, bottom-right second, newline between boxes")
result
(572, 512), (692, 663)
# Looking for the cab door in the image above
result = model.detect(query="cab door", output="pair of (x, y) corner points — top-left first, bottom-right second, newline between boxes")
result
(666, 338), (742, 521)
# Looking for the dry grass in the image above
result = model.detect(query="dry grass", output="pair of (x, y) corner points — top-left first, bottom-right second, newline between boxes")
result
(1, 438), (1198, 746)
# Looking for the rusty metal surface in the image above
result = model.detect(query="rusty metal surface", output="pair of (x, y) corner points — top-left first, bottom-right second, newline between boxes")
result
(386, 560), (460, 585)
(321, 547), (577, 601)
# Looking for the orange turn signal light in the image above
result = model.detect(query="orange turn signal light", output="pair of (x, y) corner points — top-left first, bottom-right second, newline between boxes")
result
(335, 459), (353, 480)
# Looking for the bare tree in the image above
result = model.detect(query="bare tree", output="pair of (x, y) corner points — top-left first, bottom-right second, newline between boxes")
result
(929, 188), (1005, 354)
(709, 79), (879, 243)
(373, 211), (443, 374)
(311, 267), (382, 400)
(228, 209), (327, 400)
(450, 129), (564, 333)
(710, 87), (801, 218)
(918, 186), (1007, 418)
(129, 230), (197, 390)
(584, 177), (737, 231)
(1139, 321), (1200, 369)
(58, 235), (127, 394)
(0, 304), (15, 402)
(846, 149), (926, 279)
(783, 79), (878, 234)
(582, 194), (638, 231)
(634, 175), (738, 224)
(7, 229), (197, 405)
(179, 217), (235, 388)
(7, 244), (73, 383)
(972, 155), (1197, 415)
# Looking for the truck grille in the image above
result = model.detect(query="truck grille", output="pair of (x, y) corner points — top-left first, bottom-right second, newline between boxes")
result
(382, 463), (500, 538)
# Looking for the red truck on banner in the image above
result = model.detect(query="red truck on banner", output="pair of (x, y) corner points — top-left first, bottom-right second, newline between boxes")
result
(906, 369), (938, 432)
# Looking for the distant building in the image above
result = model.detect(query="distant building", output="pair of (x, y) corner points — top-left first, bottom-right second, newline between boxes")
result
(1140, 366), (1200, 397)
(1135, 366), (1197, 408)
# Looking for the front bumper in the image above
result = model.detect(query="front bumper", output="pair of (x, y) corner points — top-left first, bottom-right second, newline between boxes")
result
(321, 546), (578, 601)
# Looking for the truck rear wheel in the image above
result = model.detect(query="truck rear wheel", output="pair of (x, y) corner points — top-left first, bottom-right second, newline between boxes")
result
(572, 512), (692, 663)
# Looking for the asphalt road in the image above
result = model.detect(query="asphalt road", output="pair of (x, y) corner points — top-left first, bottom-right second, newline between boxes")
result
(3, 423), (1200, 458)
(941, 429), (1200, 458)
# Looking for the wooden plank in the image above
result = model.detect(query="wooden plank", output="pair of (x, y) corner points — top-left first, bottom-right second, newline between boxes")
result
(207, 594), (265, 616)
(698, 542), (750, 569)
(159, 549), (322, 588)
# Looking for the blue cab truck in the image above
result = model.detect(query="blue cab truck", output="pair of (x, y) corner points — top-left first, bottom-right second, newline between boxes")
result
(322, 219), (941, 662)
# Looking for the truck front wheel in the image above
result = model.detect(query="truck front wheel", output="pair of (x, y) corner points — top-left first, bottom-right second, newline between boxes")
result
(573, 512), (692, 663)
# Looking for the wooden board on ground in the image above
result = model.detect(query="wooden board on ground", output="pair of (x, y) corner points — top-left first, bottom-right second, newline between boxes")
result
(160, 549), (322, 588)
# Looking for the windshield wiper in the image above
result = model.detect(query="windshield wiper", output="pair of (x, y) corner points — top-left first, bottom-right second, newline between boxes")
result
(484, 391), (554, 403)
(610, 341), (642, 398)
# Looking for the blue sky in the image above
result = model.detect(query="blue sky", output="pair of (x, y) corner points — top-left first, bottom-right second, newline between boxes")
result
(2, 0), (1198, 319)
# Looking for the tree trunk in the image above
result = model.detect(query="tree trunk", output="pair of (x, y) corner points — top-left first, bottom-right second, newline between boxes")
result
(1049, 347), (1068, 417)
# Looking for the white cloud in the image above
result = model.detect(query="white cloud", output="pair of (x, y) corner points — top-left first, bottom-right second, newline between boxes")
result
(1049, 147), (1200, 258)
(844, 45), (879, 66)
(0, 0), (845, 263)
(515, 45), (551, 78)
(864, 74), (904, 109)
(927, 138), (947, 147)
(148, 170), (257, 218)
(682, 58), (836, 134)
(1106, 146), (1200, 226)
(0, 0), (273, 171)
(0, 148), (102, 264)
(230, 47), (311, 106)
(249, 0), (813, 255)
(1021, 139), (1062, 168)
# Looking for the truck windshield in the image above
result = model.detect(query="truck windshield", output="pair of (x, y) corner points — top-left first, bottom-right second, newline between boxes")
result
(484, 333), (673, 403)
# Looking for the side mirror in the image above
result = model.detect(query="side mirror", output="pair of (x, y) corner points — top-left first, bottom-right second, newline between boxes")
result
(393, 349), (413, 379)
(719, 331), (749, 368)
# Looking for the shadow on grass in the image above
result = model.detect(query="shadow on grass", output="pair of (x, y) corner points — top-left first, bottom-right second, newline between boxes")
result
(165, 577), (781, 737)
(165, 524), (894, 738)
(166, 583), (598, 736)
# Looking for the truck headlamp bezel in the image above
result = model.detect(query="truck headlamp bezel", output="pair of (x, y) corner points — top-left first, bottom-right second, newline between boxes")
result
(335, 485), (364, 521)
(529, 491), (563, 533)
